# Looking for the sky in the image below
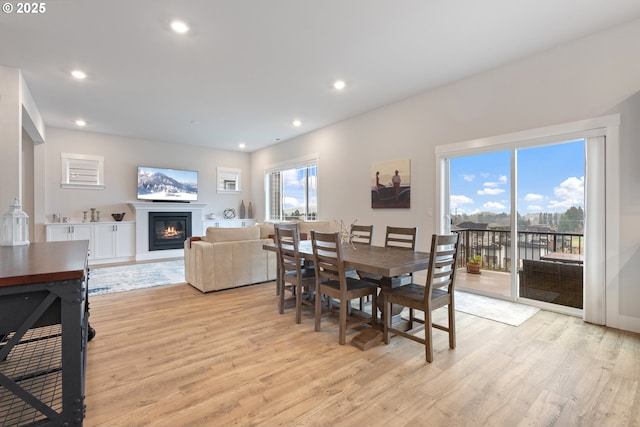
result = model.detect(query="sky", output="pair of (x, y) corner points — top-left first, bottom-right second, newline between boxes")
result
(282, 165), (317, 212)
(450, 140), (585, 215)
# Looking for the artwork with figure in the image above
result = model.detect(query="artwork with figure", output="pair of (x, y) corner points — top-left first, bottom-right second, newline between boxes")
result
(371, 159), (411, 209)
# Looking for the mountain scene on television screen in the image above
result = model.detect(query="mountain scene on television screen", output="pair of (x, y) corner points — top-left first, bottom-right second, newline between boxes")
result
(138, 169), (197, 200)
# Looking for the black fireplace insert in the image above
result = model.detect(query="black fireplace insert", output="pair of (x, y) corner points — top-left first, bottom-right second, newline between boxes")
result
(148, 211), (192, 251)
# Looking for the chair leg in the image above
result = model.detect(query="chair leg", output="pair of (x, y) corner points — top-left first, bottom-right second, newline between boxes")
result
(315, 289), (322, 332)
(371, 290), (378, 325)
(295, 283), (302, 324)
(425, 308), (434, 363)
(339, 296), (347, 345)
(448, 303), (456, 349)
(383, 299), (391, 345)
(408, 308), (414, 330)
(279, 277), (285, 314)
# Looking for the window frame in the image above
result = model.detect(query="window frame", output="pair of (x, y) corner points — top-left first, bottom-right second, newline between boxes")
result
(264, 154), (319, 222)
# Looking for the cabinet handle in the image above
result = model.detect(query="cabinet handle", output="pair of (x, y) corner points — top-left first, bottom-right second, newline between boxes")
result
(113, 225), (117, 232)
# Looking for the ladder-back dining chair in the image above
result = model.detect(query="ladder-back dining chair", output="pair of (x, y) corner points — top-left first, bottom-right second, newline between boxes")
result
(274, 223), (315, 323)
(385, 226), (417, 250)
(311, 230), (379, 345)
(350, 224), (377, 311)
(382, 233), (460, 362)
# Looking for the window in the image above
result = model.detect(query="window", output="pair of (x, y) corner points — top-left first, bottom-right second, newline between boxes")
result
(60, 153), (104, 189)
(265, 156), (318, 221)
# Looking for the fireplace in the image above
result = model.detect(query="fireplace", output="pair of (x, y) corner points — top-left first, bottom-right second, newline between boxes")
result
(148, 212), (192, 251)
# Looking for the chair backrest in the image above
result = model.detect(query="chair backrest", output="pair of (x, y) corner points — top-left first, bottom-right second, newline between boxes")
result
(275, 224), (302, 281)
(274, 222), (300, 243)
(351, 224), (373, 245)
(310, 231), (346, 288)
(425, 234), (460, 301)
(385, 226), (417, 250)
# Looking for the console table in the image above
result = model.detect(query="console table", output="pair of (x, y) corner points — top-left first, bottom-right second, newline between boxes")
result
(1, 241), (90, 426)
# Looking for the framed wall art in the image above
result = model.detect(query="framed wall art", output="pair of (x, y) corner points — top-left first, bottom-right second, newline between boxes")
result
(371, 159), (411, 209)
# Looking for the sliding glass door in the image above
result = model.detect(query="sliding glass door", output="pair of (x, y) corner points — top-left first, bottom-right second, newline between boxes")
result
(446, 140), (585, 310)
(450, 150), (513, 298)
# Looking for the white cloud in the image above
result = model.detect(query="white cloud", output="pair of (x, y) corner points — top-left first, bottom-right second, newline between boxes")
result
(498, 175), (507, 183)
(549, 176), (584, 211)
(483, 181), (499, 188)
(478, 187), (505, 196)
(527, 204), (543, 211)
(483, 201), (506, 210)
(450, 195), (474, 207)
(462, 174), (475, 182)
(524, 193), (544, 202)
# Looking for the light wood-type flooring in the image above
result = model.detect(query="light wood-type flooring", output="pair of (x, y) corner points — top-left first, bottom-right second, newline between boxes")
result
(85, 281), (640, 426)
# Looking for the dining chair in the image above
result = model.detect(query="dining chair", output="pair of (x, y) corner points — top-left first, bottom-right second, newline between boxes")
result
(351, 224), (373, 245)
(385, 226), (417, 250)
(383, 233), (460, 362)
(311, 230), (379, 345)
(350, 224), (377, 311)
(274, 223), (315, 323)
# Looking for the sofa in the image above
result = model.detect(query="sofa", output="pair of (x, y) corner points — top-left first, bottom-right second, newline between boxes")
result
(184, 221), (332, 293)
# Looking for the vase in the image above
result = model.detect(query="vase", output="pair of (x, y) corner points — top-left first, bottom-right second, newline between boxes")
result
(239, 200), (245, 219)
(247, 202), (253, 219)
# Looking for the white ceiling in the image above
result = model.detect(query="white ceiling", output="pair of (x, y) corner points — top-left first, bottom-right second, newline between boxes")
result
(2, 0), (640, 152)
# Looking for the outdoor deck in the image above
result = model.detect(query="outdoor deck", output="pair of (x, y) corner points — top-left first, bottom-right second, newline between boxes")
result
(456, 269), (511, 297)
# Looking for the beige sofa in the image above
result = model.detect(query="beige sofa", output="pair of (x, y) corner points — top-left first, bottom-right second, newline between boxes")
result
(184, 221), (332, 293)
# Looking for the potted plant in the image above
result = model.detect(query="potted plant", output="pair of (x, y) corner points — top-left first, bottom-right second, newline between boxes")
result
(467, 255), (481, 274)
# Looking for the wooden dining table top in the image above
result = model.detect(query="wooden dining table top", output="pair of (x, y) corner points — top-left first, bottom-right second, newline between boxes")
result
(263, 240), (431, 279)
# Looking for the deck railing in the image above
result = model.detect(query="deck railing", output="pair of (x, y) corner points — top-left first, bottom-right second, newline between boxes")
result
(455, 229), (584, 272)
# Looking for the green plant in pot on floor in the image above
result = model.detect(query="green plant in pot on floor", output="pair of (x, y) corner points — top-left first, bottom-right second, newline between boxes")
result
(467, 255), (481, 274)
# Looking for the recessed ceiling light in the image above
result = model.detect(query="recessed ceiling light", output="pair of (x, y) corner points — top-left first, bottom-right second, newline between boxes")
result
(171, 20), (190, 34)
(75, 119), (86, 127)
(71, 70), (87, 80)
(238, 143), (246, 149)
(293, 120), (302, 127)
(333, 80), (346, 90)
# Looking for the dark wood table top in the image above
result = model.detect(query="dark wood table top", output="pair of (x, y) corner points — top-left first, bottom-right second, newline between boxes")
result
(0, 241), (89, 287)
(539, 252), (584, 265)
(263, 240), (430, 277)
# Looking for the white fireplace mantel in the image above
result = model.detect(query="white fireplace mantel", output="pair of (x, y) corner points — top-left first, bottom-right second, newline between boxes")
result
(129, 202), (206, 261)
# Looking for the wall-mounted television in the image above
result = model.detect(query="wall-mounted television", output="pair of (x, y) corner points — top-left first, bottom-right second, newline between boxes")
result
(137, 166), (198, 202)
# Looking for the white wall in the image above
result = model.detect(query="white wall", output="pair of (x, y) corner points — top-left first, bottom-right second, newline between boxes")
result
(40, 128), (253, 238)
(251, 19), (640, 330)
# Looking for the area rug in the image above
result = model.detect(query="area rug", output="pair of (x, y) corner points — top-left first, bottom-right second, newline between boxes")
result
(88, 260), (185, 296)
(454, 291), (540, 326)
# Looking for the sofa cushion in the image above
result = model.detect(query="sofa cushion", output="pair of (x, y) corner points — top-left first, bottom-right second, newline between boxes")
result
(206, 226), (260, 243)
(299, 221), (331, 235)
(257, 223), (275, 239)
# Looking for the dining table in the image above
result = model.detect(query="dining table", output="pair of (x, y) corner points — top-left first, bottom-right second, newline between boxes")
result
(263, 240), (431, 349)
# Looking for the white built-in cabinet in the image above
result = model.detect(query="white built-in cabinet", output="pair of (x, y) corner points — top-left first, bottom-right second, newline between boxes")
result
(92, 222), (135, 261)
(202, 219), (256, 234)
(46, 221), (135, 265)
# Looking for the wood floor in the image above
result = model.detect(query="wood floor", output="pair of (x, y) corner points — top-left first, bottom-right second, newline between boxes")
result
(84, 282), (640, 427)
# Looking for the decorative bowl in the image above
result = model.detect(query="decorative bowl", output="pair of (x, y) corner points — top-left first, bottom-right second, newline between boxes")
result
(111, 213), (126, 221)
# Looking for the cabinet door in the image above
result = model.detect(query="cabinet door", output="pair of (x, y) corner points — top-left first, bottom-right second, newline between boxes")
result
(115, 223), (135, 257)
(46, 225), (72, 241)
(93, 224), (116, 259)
(72, 224), (93, 242)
